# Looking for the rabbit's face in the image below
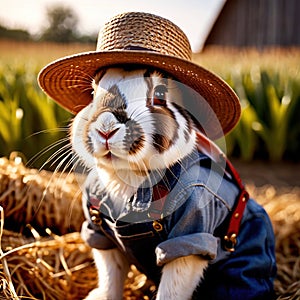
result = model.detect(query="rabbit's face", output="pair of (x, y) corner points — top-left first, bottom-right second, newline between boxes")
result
(71, 67), (197, 175)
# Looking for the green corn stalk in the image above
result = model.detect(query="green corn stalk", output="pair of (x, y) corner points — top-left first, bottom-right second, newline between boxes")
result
(1, 55), (300, 165)
(226, 102), (259, 161)
(0, 96), (23, 155)
(0, 67), (25, 155)
(224, 69), (259, 161)
(231, 68), (300, 161)
(0, 61), (72, 168)
(252, 76), (300, 161)
(286, 78), (300, 157)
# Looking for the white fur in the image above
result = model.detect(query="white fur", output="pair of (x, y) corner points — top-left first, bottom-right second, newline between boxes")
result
(84, 248), (129, 300)
(72, 68), (196, 177)
(157, 255), (208, 300)
(85, 250), (207, 300)
(73, 68), (206, 299)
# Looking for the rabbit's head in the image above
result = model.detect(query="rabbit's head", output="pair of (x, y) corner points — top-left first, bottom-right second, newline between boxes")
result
(71, 66), (199, 184)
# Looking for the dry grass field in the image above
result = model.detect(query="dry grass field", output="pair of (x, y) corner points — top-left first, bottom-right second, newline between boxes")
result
(0, 39), (95, 65)
(193, 46), (300, 75)
(1, 39), (300, 72)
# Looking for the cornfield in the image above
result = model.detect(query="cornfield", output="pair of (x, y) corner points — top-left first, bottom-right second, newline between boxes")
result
(0, 40), (93, 169)
(1, 41), (300, 165)
(194, 47), (300, 161)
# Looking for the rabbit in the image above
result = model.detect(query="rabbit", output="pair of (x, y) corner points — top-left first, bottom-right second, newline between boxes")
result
(71, 66), (276, 300)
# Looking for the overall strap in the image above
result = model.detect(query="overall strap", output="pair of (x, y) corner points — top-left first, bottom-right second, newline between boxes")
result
(148, 132), (249, 252)
(148, 184), (170, 220)
(196, 132), (249, 252)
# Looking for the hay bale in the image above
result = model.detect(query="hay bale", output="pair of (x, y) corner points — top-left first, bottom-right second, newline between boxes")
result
(0, 156), (84, 234)
(0, 155), (94, 299)
(0, 157), (156, 299)
(0, 157), (300, 299)
(0, 227), (97, 299)
(0, 226), (155, 300)
(248, 184), (300, 299)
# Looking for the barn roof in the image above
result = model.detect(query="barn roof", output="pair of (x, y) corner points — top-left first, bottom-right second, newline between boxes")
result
(201, 0), (300, 51)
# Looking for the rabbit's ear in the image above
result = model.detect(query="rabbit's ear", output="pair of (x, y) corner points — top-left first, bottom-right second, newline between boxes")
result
(92, 68), (108, 96)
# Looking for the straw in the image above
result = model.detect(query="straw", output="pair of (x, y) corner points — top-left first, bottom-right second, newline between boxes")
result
(0, 157), (299, 299)
(37, 12), (241, 140)
(0, 156), (84, 235)
(248, 184), (300, 298)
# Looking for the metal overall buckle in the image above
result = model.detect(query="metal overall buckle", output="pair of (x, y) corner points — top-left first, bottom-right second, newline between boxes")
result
(224, 233), (237, 252)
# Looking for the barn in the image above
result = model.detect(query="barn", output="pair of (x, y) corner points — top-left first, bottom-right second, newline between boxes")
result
(204, 0), (300, 49)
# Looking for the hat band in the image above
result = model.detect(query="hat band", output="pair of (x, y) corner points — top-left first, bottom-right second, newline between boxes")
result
(124, 45), (155, 52)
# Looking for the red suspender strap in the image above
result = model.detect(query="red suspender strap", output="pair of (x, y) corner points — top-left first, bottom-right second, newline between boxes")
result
(196, 132), (249, 252)
(148, 184), (169, 220)
(222, 157), (249, 252)
(149, 132), (249, 252)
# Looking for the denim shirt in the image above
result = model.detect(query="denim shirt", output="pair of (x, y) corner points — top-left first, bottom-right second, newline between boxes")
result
(81, 150), (276, 298)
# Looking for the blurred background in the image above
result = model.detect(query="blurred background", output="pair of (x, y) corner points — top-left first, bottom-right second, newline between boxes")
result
(0, 2), (300, 299)
(0, 0), (300, 173)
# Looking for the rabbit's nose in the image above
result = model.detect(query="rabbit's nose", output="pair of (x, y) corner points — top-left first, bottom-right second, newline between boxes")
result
(96, 127), (120, 151)
(96, 127), (119, 140)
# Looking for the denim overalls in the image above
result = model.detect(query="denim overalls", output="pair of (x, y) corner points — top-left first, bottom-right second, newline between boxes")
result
(81, 150), (277, 299)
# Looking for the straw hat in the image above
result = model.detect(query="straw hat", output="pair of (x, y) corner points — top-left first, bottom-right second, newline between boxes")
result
(38, 12), (241, 139)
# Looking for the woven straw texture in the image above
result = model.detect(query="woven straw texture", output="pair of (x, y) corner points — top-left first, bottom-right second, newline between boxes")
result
(38, 12), (241, 140)
(97, 12), (191, 60)
(0, 157), (299, 299)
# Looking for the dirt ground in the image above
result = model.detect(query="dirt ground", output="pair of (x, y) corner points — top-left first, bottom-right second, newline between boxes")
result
(233, 159), (300, 189)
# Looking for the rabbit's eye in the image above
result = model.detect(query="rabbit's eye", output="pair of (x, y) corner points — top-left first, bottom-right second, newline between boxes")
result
(152, 85), (167, 106)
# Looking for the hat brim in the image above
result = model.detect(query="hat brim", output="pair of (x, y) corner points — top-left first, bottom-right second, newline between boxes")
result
(38, 50), (240, 139)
